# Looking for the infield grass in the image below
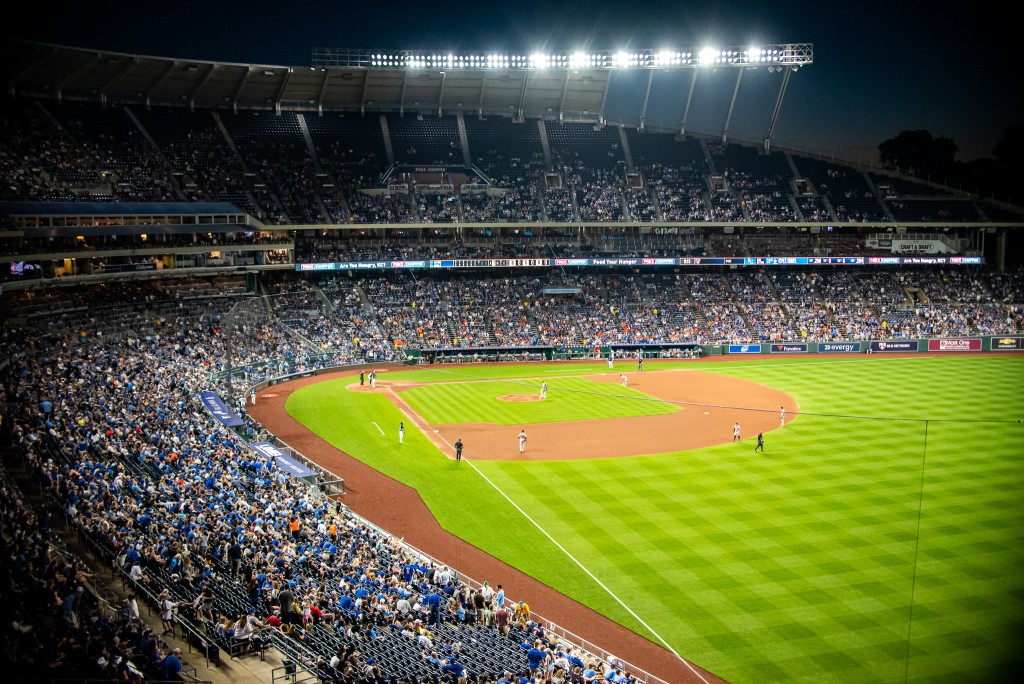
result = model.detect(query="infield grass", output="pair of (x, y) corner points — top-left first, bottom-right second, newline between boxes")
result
(400, 375), (679, 425)
(287, 355), (1024, 684)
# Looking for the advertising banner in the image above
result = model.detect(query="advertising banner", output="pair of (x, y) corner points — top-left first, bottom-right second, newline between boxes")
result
(198, 391), (244, 427)
(249, 441), (316, 478)
(891, 239), (948, 255)
(927, 338), (982, 352)
(869, 340), (919, 352)
(991, 337), (1024, 351)
(728, 344), (762, 354)
(818, 342), (862, 353)
(770, 343), (808, 353)
(295, 255), (985, 272)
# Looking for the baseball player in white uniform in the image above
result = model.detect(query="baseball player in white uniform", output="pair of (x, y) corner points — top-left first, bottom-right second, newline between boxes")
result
(780, 406), (785, 426)
(620, 374), (627, 387)
(733, 422), (740, 442)
(540, 381), (547, 399)
(518, 430), (527, 454)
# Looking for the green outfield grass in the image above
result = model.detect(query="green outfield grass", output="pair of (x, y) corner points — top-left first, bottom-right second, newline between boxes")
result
(287, 356), (1024, 684)
(400, 375), (679, 425)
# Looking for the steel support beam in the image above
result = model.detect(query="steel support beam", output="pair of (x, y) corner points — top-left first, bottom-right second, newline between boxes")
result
(189, 63), (217, 111)
(764, 65), (793, 152)
(638, 69), (654, 130)
(56, 52), (101, 104)
(274, 68), (293, 114)
(316, 69), (330, 115)
(144, 60), (177, 109)
(98, 57), (138, 107)
(518, 71), (530, 121)
(231, 67), (252, 114)
(477, 72), (487, 116)
(680, 69), (698, 135)
(721, 66), (745, 143)
(437, 70), (447, 116)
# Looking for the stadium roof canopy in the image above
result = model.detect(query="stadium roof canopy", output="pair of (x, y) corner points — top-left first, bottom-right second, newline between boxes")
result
(2, 38), (812, 148)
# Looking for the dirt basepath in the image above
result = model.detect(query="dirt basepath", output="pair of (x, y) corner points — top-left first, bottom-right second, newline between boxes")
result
(249, 365), (793, 684)
(422, 370), (792, 461)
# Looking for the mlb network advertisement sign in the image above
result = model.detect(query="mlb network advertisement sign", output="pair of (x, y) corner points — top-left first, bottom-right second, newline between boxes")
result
(991, 337), (1024, 351)
(729, 344), (762, 354)
(770, 343), (808, 353)
(927, 338), (982, 352)
(818, 342), (862, 353)
(869, 340), (919, 353)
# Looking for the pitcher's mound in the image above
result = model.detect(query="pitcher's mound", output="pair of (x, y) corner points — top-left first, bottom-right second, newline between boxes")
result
(498, 394), (543, 403)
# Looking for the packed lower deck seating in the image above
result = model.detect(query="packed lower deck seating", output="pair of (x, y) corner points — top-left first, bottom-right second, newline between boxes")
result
(2, 283), (649, 684)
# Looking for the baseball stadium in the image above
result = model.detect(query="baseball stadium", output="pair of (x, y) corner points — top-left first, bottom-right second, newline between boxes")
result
(0, 29), (1022, 684)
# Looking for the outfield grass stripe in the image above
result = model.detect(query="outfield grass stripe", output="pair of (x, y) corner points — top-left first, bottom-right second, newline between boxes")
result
(464, 453), (715, 684)
(287, 357), (1024, 684)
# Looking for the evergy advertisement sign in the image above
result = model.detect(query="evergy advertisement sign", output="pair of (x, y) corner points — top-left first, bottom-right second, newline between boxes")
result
(927, 338), (982, 352)
(249, 441), (316, 478)
(199, 391), (244, 427)
(819, 342), (862, 353)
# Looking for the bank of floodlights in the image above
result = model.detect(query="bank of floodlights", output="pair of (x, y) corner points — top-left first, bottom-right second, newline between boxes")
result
(316, 44), (813, 70)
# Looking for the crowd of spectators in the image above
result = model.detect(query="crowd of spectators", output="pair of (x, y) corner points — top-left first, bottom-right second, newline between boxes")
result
(415, 192), (460, 223)
(0, 462), (195, 682)
(1, 276), (660, 684)
(575, 174), (626, 223)
(347, 192), (416, 224)
(5, 96), (1015, 233)
(542, 188), (575, 222)
(623, 186), (657, 222)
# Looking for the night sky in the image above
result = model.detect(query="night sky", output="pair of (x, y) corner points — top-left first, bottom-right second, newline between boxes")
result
(10, 0), (1018, 165)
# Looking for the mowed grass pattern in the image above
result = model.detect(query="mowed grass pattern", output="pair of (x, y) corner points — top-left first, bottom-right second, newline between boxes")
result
(288, 356), (1024, 684)
(400, 376), (678, 425)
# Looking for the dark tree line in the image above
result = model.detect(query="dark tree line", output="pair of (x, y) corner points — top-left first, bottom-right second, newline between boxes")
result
(878, 126), (1024, 208)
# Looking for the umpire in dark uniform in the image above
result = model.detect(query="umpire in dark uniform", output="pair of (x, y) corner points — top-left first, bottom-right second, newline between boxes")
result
(454, 439), (464, 462)
(754, 432), (764, 452)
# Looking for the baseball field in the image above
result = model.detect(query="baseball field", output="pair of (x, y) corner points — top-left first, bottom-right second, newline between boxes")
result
(272, 354), (1024, 684)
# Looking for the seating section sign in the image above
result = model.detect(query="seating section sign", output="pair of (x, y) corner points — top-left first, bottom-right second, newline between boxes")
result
(199, 391), (244, 427)
(249, 441), (316, 478)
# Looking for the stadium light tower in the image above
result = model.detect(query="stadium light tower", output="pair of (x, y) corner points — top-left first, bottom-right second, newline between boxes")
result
(311, 44), (811, 148)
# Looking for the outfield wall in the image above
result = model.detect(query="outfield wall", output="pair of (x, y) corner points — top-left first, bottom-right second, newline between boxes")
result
(719, 335), (1024, 355)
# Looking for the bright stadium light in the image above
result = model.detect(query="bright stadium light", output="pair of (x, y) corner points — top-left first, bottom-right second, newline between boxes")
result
(313, 44), (812, 70)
